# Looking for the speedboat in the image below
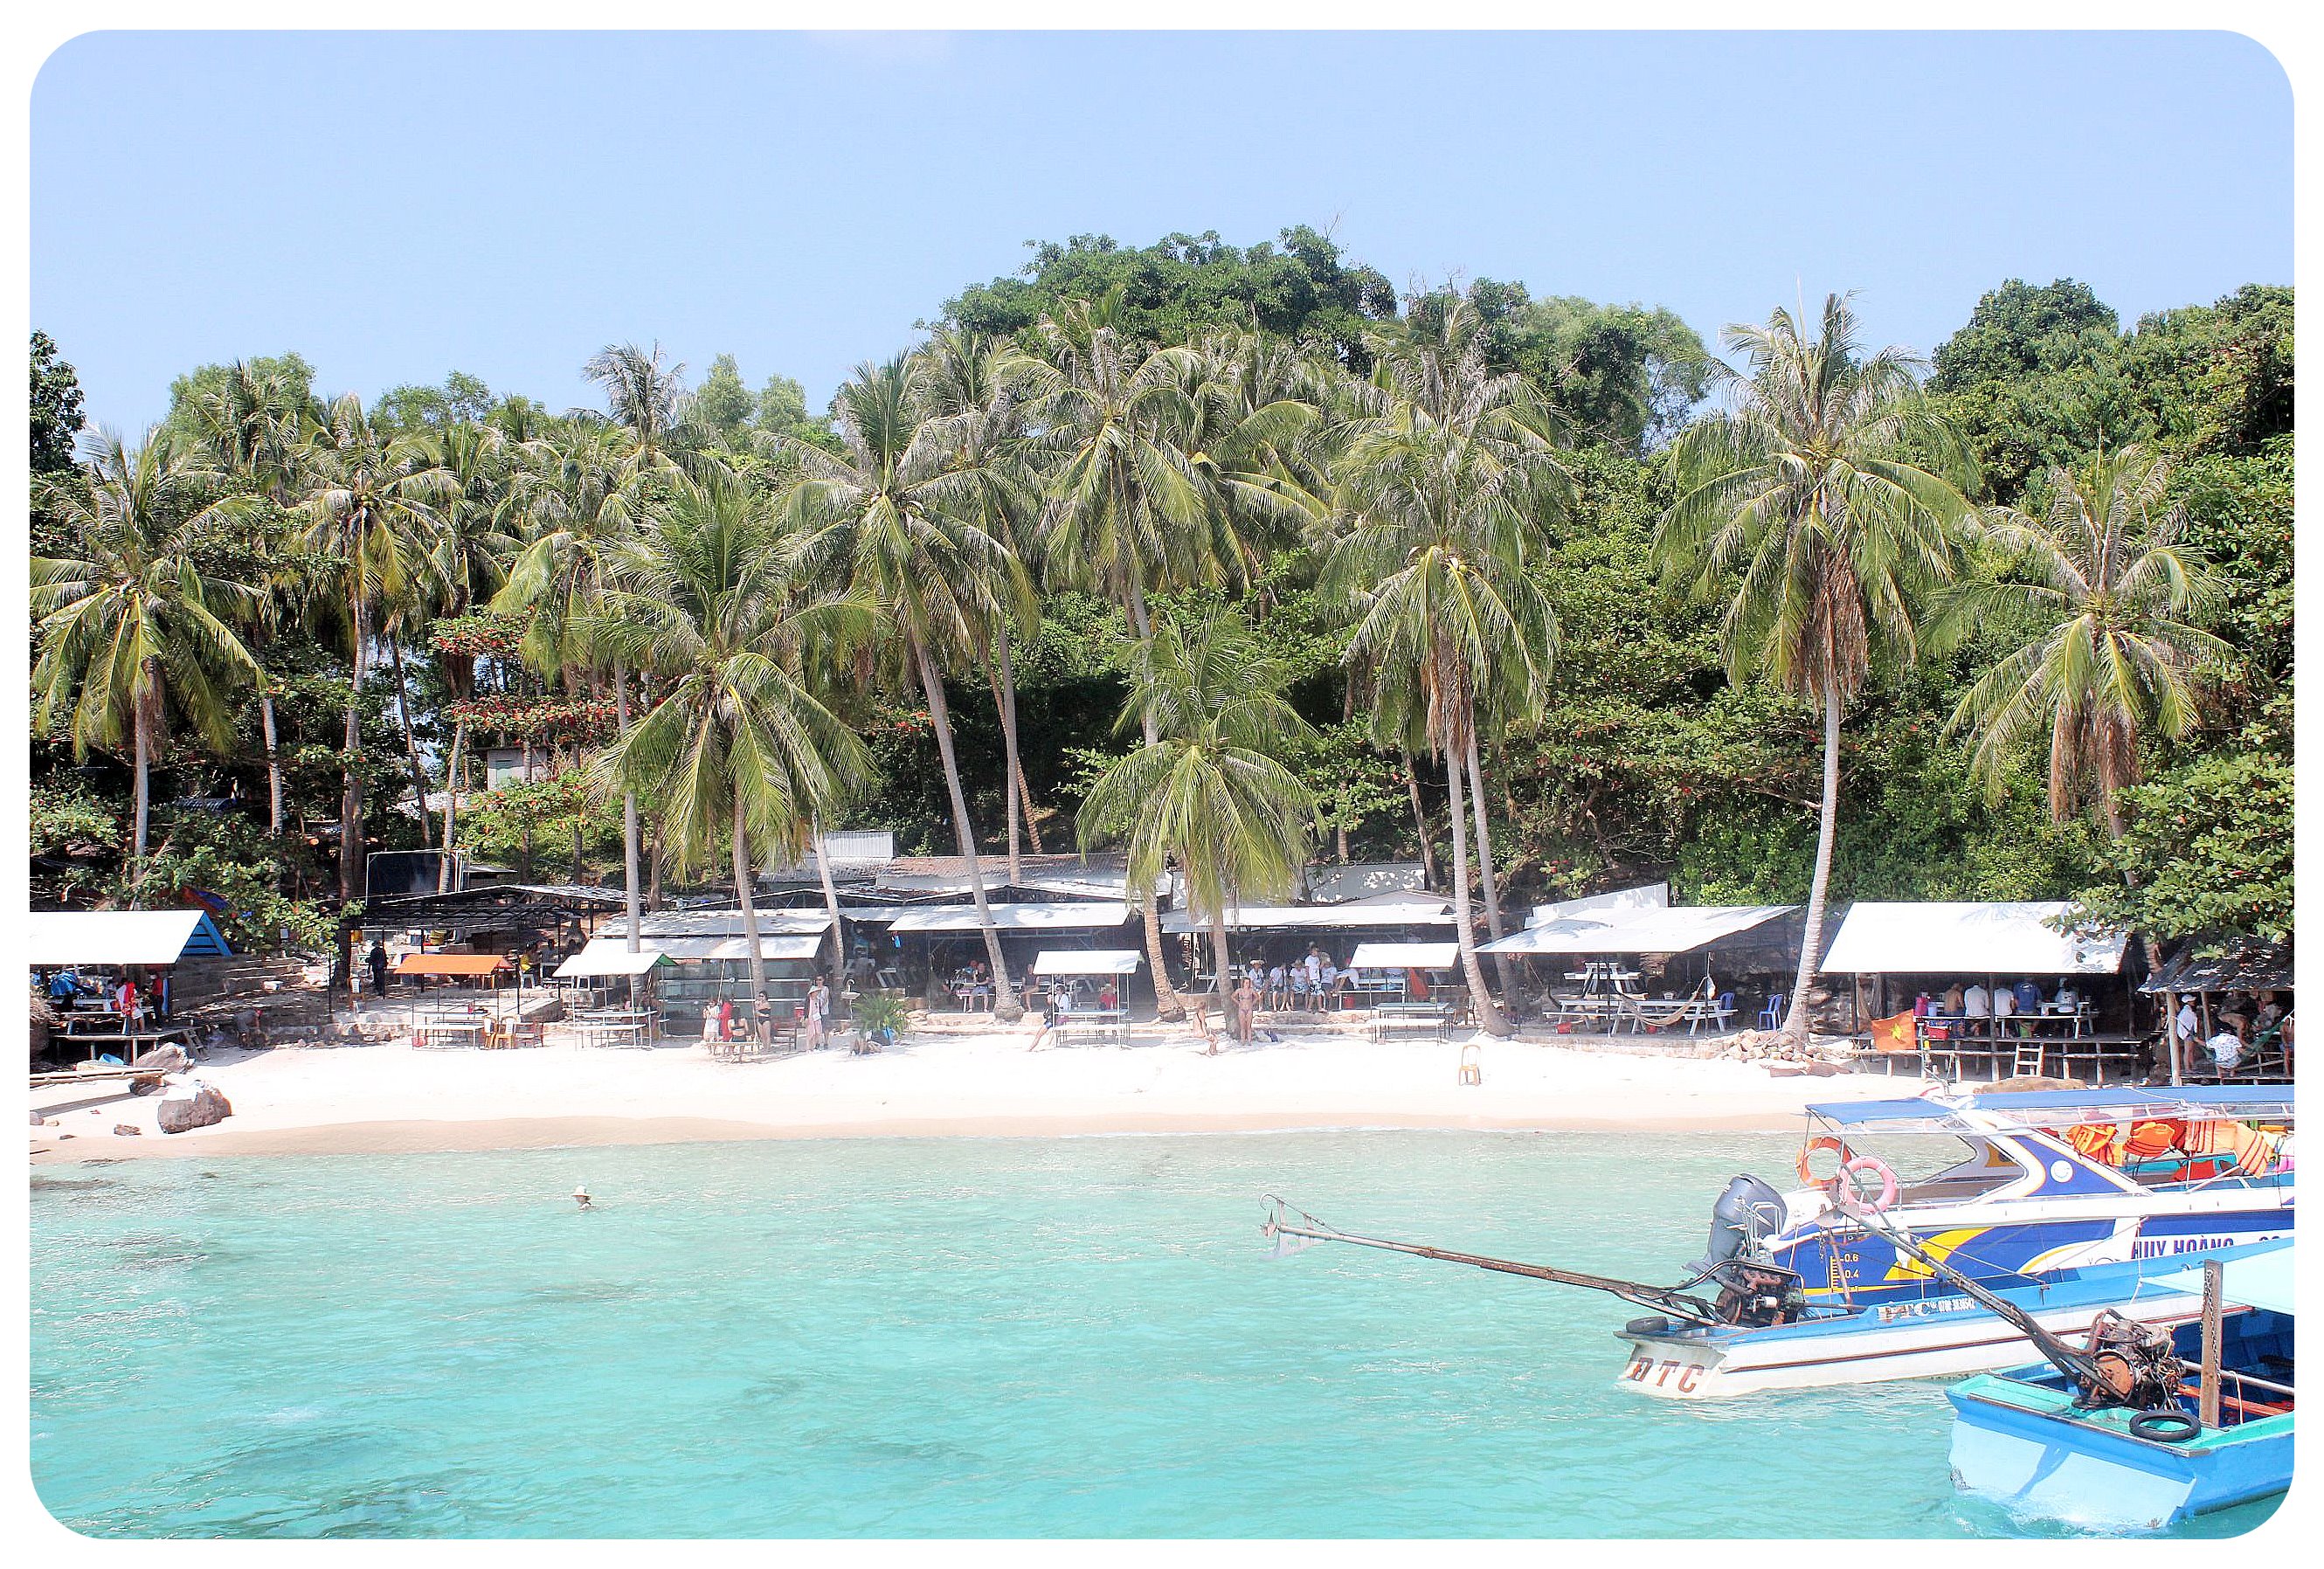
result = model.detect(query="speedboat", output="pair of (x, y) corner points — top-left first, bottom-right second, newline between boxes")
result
(1615, 1240), (2280, 1400)
(1947, 1240), (2293, 1530)
(1745, 1087), (2293, 1308)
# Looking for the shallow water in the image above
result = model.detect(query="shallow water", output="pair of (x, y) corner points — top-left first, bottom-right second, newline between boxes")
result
(29, 1132), (2282, 1538)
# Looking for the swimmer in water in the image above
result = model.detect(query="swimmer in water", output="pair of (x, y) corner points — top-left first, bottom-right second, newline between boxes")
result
(573, 1185), (593, 1210)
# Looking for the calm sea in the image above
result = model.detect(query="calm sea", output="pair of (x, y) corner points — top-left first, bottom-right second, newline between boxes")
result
(29, 1130), (2280, 1538)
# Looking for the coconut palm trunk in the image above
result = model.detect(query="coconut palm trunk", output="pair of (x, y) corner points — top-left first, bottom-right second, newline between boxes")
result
(258, 681), (285, 837)
(388, 638), (435, 845)
(813, 814), (849, 1000)
(913, 641), (1020, 1020)
(1464, 729), (1518, 999)
(1122, 572), (1187, 1020)
(437, 717), (466, 894)
(1439, 661), (1510, 1036)
(1782, 677), (1844, 1041)
(1209, 911), (1235, 1026)
(614, 661), (642, 950)
(730, 791), (773, 1043)
(340, 596), (370, 902)
(1401, 747), (1438, 888)
(986, 630), (1026, 888)
(130, 666), (157, 884)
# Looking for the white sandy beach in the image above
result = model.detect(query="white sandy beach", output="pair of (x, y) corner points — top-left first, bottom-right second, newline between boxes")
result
(29, 1012), (1920, 1164)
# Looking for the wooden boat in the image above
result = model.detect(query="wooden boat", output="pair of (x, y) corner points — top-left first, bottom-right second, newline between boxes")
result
(1946, 1240), (2293, 1530)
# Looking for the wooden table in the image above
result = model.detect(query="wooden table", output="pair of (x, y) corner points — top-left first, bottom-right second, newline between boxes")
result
(417, 1020), (489, 1050)
(1372, 1002), (1451, 1042)
(576, 1010), (656, 1049)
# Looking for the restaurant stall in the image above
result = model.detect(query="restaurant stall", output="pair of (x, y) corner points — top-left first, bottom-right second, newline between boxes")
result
(1029, 949), (1140, 1045)
(1481, 902), (1796, 1033)
(30, 909), (233, 1061)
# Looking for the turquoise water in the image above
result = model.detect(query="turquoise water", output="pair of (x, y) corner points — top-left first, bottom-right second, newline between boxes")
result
(30, 1131), (2282, 1538)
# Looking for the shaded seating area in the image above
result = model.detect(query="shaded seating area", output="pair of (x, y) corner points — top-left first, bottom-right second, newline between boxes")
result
(1481, 897), (1789, 1035)
(552, 943), (673, 1048)
(1820, 902), (2144, 1083)
(1031, 950), (1138, 1046)
(2141, 937), (2293, 1083)
(1346, 943), (1457, 1040)
(30, 910), (231, 1064)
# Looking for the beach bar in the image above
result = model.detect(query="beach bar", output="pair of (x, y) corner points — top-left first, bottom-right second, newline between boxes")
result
(1482, 895), (1795, 1033)
(1819, 902), (2139, 1082)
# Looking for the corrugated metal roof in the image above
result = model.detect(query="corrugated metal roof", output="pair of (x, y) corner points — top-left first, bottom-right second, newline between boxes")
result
(1484, 904), (1794, 957)
(889, 902), (1131, 933)
(1159, 901), (1454, 933)
(1349, 942), (1461, 969)
(29, 910), (233, 966)
(554, 942), (673, 978)
(1031, 950), (1143, 975)
(1820, 902), (2127, 976)
(2140, 937), (2293, 995)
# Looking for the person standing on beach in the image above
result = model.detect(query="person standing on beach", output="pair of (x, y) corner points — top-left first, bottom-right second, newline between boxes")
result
(804, 976), (830, 1050)
(1233, 973), (1261, 1043)
(1304, 947), (1324, 1008)
(367, 941), (390, 999)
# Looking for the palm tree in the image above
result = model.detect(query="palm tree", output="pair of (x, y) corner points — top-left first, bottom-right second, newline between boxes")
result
(785, 355), (1033, 1020)
(916, 327), (1047, 885)
(1078, 613), (1321, 1018)
(32, 431), (260, 881)
(593, 474), (869, 1033)
(416, 418), (518, 888)
(1941, 445), (2231, 1082)
(1325, 300), (1570, 1036)
(1655, 293), (1975, 1040)
(183, 360), (309, 838)
(1010, 293), (1321, 1015)
(294, 393), (454, 902)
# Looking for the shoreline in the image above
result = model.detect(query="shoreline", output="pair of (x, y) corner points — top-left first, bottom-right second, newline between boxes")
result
(30, 1022), (1907, 1167)
(30, 1105), (1826, 1165)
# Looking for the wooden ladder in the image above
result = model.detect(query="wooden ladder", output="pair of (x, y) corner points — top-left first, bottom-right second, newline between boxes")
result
(2011, 1032), (2046, 1079)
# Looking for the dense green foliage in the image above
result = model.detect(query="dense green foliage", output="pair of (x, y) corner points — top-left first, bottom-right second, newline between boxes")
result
(26, 233), (2293, 964)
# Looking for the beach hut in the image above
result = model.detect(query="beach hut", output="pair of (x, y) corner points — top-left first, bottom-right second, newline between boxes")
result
(596, 910), (835, 1028)
(29, 909), (236, 1052)
(1818, 902), (2137, 1081)
(1345, 941), (1460, 1006)
(1481, 902), (1796, 1033)
(885, 902), (1134, 1008)
(2137, 937), (2293, 1081)
(1158, 896), (1457, 994)
(1027, 949), (1140, 1040)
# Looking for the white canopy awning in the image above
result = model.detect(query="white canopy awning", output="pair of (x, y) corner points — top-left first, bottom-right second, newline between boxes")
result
(606, 910), (832, 939)
(1525, 881), (1669, 928)
(554, 942), (674, 978)
(1484, 904), (1795, 957)
(30, 909), (234, 967)
(1159, 900), (1454, 934)
(1031, 950), (1143, 976)
(1348, 942), (1460, 969)
(887, 902), (1131, 934)
(654, 934), (825, 963)
(1818, 902), (2128, 976)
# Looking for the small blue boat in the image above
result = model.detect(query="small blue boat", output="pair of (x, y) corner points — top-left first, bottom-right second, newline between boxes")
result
(1947, 1239), (2293, 1530)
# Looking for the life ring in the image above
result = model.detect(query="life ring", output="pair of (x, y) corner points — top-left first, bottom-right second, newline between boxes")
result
(1839, 1154), (1900, 1213)
(1797, 1136), (1855, 1185)
(2128, 1408), (2201, 1443)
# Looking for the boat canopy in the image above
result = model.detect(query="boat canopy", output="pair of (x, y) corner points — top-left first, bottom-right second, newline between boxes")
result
(2150, 1239), (2293, 1317)
(1809, 1086), (2296, 1137)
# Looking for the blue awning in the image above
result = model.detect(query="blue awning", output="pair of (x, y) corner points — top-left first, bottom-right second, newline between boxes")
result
(1809, 1085), (2295, 1135)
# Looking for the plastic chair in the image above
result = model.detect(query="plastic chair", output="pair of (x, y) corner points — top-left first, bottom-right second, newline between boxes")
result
(1757, 992), (1786, 1031)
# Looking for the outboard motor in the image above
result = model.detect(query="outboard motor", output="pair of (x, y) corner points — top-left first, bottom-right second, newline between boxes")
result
(1693, 1174), (1788, 1277)
(1691, 1174), (1805, 1326)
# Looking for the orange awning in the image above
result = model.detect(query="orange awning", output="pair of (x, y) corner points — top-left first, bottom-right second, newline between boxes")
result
(394, 953), (509, 977)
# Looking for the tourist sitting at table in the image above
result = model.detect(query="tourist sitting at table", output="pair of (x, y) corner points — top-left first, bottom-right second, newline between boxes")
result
(1962, 983), (1991, 1030)
(2012, 978), (2044, 1016)
(1318, 957), (1342, 1009)
(1993, 983), (2019, 1033)
(2054, 982), (2082, 1013)
(1940, 983), (1965, 1017)
(1097, 978), (1121, 1013)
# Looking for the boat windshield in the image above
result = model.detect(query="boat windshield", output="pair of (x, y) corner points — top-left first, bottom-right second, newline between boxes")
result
(1805, 1130), (2024, 1206)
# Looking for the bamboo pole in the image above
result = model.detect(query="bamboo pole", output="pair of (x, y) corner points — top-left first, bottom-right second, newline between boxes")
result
(2198, 1258), (2223, 1430)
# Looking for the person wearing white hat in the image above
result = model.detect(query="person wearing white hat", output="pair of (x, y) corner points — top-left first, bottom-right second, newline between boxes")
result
(572, 1185), (593, 1210)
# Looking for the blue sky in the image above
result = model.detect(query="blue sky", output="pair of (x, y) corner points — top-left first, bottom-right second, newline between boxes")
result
(33, 30), (2292, 434)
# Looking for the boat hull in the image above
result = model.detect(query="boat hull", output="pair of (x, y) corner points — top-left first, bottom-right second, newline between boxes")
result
(1613, 1248), (2270, 1400)
(1947, 1381), (2292, 1530)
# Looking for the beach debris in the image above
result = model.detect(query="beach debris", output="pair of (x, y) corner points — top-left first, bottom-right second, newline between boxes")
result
(113, 1123), (142, 1137)
(156, 1082), (233, 1135)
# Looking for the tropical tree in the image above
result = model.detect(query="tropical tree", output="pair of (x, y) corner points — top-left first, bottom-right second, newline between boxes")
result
(785, 354), (1034, 1019)
(294, 393), (454, 901)
(916, 326), (1048, 885)
(1078, 612), (1321, 1021)
(1940, 444), (2231, 1082)
(1326, 299), (1570, 1035)
(1654, 294), (1976, 1039)
(593, 473), (870, 1033)
(31, 431), (260, 879)
(1011, 291), (1321, 1013)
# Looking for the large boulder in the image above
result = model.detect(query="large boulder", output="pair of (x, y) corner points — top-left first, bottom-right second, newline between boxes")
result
(132, 1043), (189, 1074)
(156, 1083), (232, 1135)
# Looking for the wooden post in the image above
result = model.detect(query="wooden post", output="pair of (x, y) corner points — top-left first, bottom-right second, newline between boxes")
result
(2199, 1257), (2223, 1430)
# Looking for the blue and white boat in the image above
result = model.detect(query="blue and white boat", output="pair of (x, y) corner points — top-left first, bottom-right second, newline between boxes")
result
(1756, 1087), (2293, 1307)
(1947, 1239), (2293, 1530)
(1614, 1241), (2282, 1400)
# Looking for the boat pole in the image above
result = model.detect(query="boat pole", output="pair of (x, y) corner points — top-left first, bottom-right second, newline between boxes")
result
(2198, 1258), (2223, 1429)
